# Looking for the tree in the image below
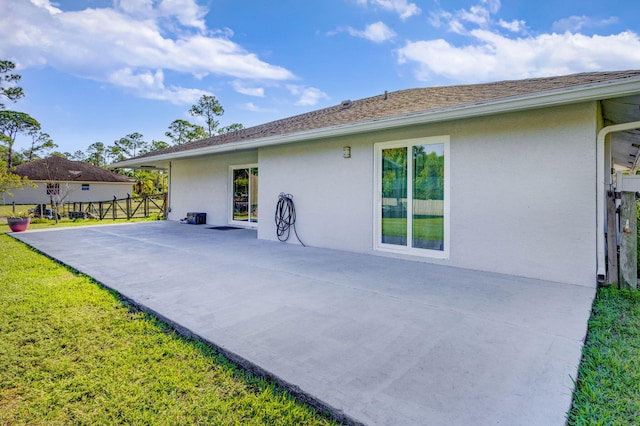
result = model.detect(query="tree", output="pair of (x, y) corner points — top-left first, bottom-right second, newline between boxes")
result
(0, 143), (25, 169)
(0, 60), (24, 109)
(25, 130), (57, 162)
(165, 119), (206, 145)
(51, 151), (73, 159)
(189, 95), (224, 137)
(112, 132), (148, 159)
(68, 150), (86, 161)
(139, 139), (170, 155)
(106, 144), (124, 163)
(218, 123), (244, 134)
(131, 170), (156, 196)
(0, 157), (35, 203)
(86, 142), (107, 166)
(0, 110), (40, 169)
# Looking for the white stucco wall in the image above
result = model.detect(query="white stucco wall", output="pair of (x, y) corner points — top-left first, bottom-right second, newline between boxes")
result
(5, 181), (133, 205)
(165, 102), (598, 286)
(258, 135), (374, 253)
(167, 151), (258, 224)
(259, 102), (598, 286)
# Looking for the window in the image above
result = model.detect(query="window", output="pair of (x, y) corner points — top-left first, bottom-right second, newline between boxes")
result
(46, 183), (60, 195)
(375, 136), (449, 258)
(229, 165), (258, 226)
(81, 184), (90, 191)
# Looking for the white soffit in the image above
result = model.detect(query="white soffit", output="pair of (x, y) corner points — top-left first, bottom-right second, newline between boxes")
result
(603, 94), (640, 170)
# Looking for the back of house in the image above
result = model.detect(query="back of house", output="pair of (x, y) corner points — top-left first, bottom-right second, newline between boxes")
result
(113, 71), (640, 287)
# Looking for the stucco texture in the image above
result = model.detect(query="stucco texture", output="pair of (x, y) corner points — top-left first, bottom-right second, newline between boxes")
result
(168, 151), (258, 224)
(168, 102), (598, 286)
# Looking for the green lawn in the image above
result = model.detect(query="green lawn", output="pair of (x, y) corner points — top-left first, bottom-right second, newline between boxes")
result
(0, 234), (335, 425)
(0, 204), (37, 217)
(382, 217), (444, 241)
(568, 287), (640, 424)
(1, 216), (157, 230)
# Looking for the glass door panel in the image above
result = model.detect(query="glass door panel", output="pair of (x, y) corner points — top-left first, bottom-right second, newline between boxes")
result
(381, 147), (408, 246)
(249, 167), (258, 223)
(413, 144), (445, 251)
(233, 168), (249, 222)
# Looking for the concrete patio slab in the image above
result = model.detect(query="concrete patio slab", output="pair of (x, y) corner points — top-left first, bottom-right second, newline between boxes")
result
(11, 221), (595, 425)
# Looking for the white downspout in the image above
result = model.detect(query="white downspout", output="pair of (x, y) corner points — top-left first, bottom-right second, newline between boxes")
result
(597, 120), (640, 283)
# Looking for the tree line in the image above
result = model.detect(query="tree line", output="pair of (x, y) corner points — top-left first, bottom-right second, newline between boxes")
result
(65, 96), (243, 168)
(0, 59), (243, 198)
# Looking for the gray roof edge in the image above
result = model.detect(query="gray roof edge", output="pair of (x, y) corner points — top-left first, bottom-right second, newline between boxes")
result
(112, 75), (640, 168)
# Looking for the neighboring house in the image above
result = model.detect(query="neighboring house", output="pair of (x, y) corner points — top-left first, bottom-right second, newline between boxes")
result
(11, 156), (133, 204)
(113, 71), (640, 287)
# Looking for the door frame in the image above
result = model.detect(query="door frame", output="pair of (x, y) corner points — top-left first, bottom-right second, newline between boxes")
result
(373, 136), (450, 259)
(228, 163), (258, 228)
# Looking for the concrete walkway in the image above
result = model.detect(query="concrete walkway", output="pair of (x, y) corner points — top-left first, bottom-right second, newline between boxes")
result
(12, 221), (595, 425)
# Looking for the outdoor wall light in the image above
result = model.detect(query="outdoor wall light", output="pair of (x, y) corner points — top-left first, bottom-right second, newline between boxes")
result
(343, 146), (351, 158)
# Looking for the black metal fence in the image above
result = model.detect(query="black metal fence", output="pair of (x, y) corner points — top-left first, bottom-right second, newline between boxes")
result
(62, 193), (168, 220)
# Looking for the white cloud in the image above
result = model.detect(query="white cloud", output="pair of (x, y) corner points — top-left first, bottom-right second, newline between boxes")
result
(428, 10), (452, 28)
(552, 15), (619, 33)
(107, 68), (211, 104)
(356, 0), (421, 20)
(347, 21), (396, 42)
(431, 0), (526, 35)
(115, 0), (154, 17)
(459, 5), (491, 26)
(448, 19), (466, 35)
(232, 81), (265, 97)
(157, 0), (207, 30)
(482, 0), (501, 15)
(113, 0), (206, 30)
(243, 102), (274, 112)
(405, 0), (640, 84)
(287, 85), (329, 106)
(30, 0), (61, 14)
(498, 19), (526, 33)
(398, 30), (640, 83)
(0, 0), (294, 103)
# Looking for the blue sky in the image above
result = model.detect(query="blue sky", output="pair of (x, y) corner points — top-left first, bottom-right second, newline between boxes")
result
(1, 0), (640, 155)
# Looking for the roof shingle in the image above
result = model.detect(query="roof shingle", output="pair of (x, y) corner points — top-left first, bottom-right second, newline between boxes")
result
(15, 156), (133, 183)
(135, 70), (640, 160)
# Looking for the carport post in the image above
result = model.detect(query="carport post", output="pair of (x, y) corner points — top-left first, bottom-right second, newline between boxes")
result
(619, 191), (638, 290)
(606, 190), (618, 285)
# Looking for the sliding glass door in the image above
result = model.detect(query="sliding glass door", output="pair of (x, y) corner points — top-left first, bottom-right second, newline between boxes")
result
(377, 137), (449, 258)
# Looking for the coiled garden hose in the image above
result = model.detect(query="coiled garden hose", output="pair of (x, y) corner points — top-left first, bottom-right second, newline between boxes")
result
(275, 193), (305, 246)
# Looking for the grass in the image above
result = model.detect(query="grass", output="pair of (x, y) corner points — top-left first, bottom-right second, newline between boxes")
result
(1, 215), (159, 231)
(382, 217), (444, 241)
(568, 287), (640, 425)
(0, 204), (37, 217)
(0, 234), (336, 425)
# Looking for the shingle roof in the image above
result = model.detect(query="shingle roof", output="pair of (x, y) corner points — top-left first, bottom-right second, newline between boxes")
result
(136, 70), (640, 160)
(15, 156), (133, 183)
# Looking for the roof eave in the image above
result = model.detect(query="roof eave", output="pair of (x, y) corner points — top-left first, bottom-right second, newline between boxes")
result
(111, 76), (640, 168)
